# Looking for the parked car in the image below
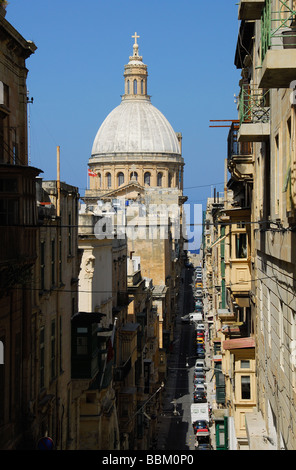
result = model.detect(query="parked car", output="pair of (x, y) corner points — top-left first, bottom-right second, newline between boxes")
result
(196, 442), (212, 450)
(195, 381), (207, 390)
(194, 290), (203, 298)
(193, 420), (209, 434)
(194, 384), (206, 394)
(194, 374), (205, 383)
(196, 331), (204, 338)
(196, 351), (205, 359)
(196, 337), (204, 344)
(193, 391), (207, 403)
(195, 360), (205, 369)
(193, 376), (205, 384)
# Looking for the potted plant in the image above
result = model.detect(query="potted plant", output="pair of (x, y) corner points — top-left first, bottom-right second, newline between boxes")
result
(283, 14), (296, 49)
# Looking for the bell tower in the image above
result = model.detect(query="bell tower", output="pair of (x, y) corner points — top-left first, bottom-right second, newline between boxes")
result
(123, 32), (149, 100)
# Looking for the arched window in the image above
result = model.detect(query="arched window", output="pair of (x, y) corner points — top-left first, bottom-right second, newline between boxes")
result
(106, 172), (111, 189)
(130, 171), (138, 181)
(144, 172), (151, 186)
(157, 172), (163, 187)
(133, 79), (137, 94)
(118, 172), (124, 186)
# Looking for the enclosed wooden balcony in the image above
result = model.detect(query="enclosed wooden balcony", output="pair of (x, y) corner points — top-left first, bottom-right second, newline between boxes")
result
(238, 0), (266, 20)
(228, 123), (253, 181)
(259, 0), (296, 88)
(229, 259), (251, 293)
(0, 164), (41, 267)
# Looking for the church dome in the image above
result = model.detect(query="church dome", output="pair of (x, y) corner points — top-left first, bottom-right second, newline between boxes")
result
(91, 33), (181, 159)
(91, 98), (181, 157)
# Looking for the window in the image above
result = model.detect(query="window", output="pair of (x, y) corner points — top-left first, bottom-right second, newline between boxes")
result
(12, 143), (18, 165)
(130, 171), (138, 181)
(241, 360), (250, 369)
(235, 233), (247, 258)
(141, 80), (144, 94)
(68, 213), (72, 256)
(0, 336), (4, 423)
(0, 198), (19, 225)
(0, 178), (17, 192)
(117, 172), (124, 186)
(40, 241), (45, 290)
(133, 79), (137, 94)
(106, 172), (111, 188)
(168, 173), (172, 188)
(0, 82), (9, 107)
(51, 239), (55, 286)
(144, 172), (151, 186)
(59, 316), (63, 373)
(76, 332), (88, 355)
(241, 375), (251, 399)
(51, 320), (56, 379)
(97, 173), (102, 188)
(157, 172), (163, 187)
(59, 238), (62, 284)
(40, 327), (45, 389)
(267, 288), (271, 347)
(275, 134), (280, 214)
(279, 300), (284, 371)
(127, 80), (130, 94)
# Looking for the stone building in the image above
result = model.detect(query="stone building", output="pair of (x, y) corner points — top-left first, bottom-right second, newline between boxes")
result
(235, 0), (296, 450)
(0, 7), (41, 449)
(203, 0), (296, 450)
(32, 178), (81, 450)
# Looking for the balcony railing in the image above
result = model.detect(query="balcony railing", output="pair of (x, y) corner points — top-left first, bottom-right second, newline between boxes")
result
(239, 87), (270, 124)
(238, 87), (270, 142)
(261, 0), (296, 62)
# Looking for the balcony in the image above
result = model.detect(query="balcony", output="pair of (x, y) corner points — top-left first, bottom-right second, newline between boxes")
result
(238, 0), (266, 20)
(229, 259), (251, 293)
(259, 0), (296, 88)
(228, 123), (253, 181)
(238, 87), (270, 142)
(0, 164), (41, 267)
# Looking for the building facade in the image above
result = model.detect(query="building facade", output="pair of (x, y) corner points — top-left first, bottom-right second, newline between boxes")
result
(0, 8), (42, 449)
(203, 0), (296, 450)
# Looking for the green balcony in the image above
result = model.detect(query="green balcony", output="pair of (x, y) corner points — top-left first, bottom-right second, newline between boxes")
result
(260, 0), (296, 88)
(238, 87), (270, 142)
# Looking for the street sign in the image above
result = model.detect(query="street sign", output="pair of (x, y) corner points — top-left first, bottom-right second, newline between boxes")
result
(37, 436), (54, 450)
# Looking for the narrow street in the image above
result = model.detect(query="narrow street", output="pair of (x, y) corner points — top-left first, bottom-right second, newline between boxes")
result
(156, 266), (214, 451)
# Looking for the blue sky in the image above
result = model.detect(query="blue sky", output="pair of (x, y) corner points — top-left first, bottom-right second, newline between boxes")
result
(7, 0), (241, 238)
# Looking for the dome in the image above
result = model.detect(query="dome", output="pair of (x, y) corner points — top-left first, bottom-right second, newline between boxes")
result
(91, 98), (181, 158)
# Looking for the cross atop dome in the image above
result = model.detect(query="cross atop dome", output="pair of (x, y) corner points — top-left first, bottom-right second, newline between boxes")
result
(131, 31), (142, 59)
(132, 32), (140, 45)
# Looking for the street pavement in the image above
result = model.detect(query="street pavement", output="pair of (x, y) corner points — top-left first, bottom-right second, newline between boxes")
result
(155, 266), (215, 451)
